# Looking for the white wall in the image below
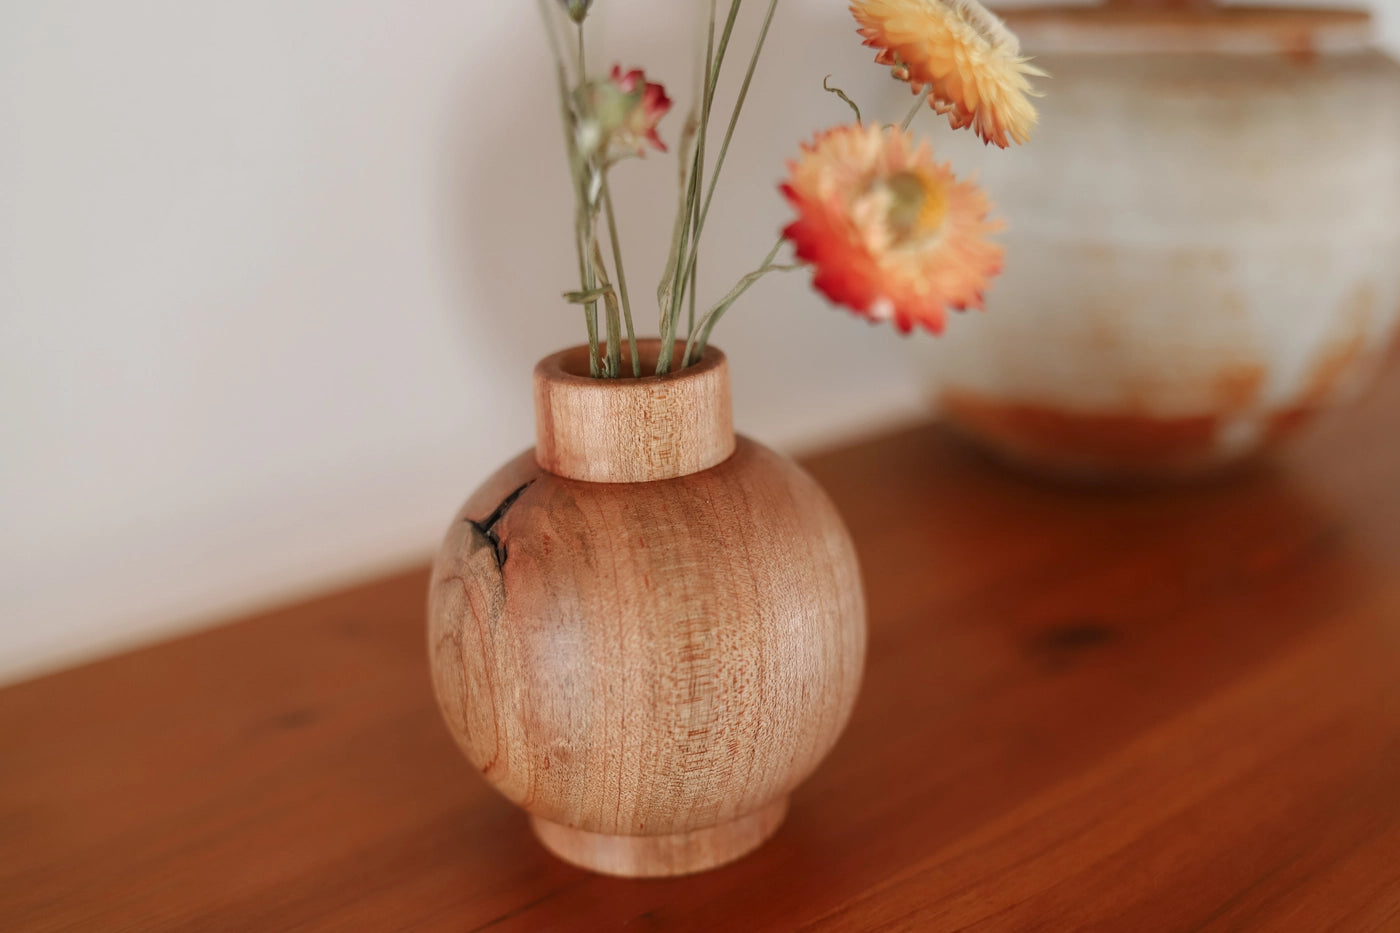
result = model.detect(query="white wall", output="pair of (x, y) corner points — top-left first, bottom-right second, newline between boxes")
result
(3, 1), (1398, 685)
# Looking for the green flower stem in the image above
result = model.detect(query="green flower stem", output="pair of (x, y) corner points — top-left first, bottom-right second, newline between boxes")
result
(823, 76), (862, 123)
(686, 257), (698, 340)
(576, 212), (601, 375)
(538, 0), (599, 374)
(899, 93), (927, 132)
(684, 237), (796, 366)
(592, 238), (622, 377)
(599, 176), (639, 376)
(657, 150), (701, 374)
(580, 208), (606, 375)
(577, 22), (618, 376)
(684, 0), (778, 289)
(656, 118), (695, 332)
(657, 0), (720, 376)
(680, 0), (741, 347)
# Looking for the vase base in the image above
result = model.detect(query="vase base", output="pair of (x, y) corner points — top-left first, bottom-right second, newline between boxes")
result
(529, 798), (789, 878)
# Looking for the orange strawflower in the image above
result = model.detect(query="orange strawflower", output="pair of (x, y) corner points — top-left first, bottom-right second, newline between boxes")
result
(781, 123), (1003, 334)
(851, 0), (1043, 148)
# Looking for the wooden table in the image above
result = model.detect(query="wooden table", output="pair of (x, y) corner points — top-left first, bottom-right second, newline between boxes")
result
(6, 367), (1400, 932)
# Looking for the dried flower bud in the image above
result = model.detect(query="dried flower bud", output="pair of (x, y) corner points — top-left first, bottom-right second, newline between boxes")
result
(558, 0), (592, 23)
(575, 66), (672, 163)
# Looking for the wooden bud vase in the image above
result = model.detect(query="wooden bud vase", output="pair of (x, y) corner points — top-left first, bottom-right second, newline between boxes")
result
(427, 341), (866, 878)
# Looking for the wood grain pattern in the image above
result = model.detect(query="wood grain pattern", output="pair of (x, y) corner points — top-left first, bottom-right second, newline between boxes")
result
(4, 358), (1400, 928)
(431, 346), (866, 876)
(533, 342), (735, 483)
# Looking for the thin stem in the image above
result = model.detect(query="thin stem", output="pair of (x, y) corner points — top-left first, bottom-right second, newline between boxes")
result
(658, 0), (720, 375)
(600, 175), (640, 377)
(684, 237), (793, 366)
(656, 129), (694, 335)
(676, 0), (779, 359)
(707, 0), (745, 99)
(576, 21), (617, 376)
(577, 213), (600, 374)
(823, 76), (862, 123)
(680, 0), (741, 346)
(687, 262), (801, 366)
(580, 209), (605, 374)
(687, 258), (698, 339)
(658, 149), (701, 373)
(697, 0), (777, 235)
(899, 93), (926, 132)
(592, 237), (621, 377)
(538, 0), (599, 374)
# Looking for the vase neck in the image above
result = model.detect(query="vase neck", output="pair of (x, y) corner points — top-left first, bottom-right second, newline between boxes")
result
(532, 341), (736, 483)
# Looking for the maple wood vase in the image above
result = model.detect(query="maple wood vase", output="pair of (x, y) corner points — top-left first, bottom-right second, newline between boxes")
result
(427, 341), (866, 878)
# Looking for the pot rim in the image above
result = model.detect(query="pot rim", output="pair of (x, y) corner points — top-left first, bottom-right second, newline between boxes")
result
(535, 338), (725, 387)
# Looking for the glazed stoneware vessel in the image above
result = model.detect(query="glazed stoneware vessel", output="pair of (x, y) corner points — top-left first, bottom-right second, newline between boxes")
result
(907, 2), (1400, 480)
(427, 341), (866, 878)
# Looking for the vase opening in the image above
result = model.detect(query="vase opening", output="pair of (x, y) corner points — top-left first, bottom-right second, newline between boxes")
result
(550, 339), (715, 380)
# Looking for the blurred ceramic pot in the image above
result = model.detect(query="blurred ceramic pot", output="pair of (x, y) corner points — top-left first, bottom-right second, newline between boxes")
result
(907, 2), (1400, 480)
(427, 341), (866, 878)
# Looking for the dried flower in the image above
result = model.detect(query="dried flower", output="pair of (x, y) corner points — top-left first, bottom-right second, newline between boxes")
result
(781, 123), (1003, 334)
(576, 66), (673, 162)
(558, 0), (592, 24)
(851, 0), (1043, 148)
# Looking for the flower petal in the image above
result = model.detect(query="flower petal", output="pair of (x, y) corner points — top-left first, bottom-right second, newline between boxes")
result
(851, 0), (1042, 147)
(781, 124), (1003, 334)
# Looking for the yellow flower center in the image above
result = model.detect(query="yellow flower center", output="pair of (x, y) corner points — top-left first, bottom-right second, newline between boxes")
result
(883, 169), (947, 243)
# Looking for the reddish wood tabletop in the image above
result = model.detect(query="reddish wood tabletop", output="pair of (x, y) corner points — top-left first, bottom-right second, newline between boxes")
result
(5, 365), (1400, 932)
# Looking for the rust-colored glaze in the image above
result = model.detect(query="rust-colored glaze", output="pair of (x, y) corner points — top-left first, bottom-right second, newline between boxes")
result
(1261, 327), (1382, 446)
(1265, 405), (1319, 445)
(940, 299), (1390, 481)
(1212, 362), (1268, 414)
(1303, 332), (1368, 407)
(5, 359), (1400, 928)
(939, 390), (1228, 480)
(1299, 287), (1376, 409)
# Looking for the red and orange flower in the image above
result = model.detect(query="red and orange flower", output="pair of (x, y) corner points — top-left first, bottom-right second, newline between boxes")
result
(781, 123), (1003, 334)
(851, 0), (1043, 148)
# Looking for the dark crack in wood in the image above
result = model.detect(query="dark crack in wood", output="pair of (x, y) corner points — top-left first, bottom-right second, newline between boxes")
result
(466, 480), (535, 570)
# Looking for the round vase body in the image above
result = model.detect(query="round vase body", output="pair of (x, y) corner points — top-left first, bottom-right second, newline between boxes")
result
(427, 344), (866, 877)
(906, 6), (1400, 480)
